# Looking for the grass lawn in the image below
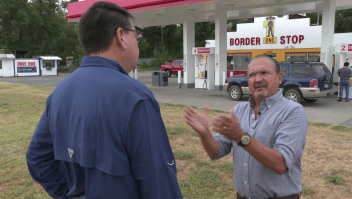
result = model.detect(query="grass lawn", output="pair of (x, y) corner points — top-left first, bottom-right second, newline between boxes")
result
(0, 82), (352, 198)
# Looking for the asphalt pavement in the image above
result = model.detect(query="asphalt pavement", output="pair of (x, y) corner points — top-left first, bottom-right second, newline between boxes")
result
(1, 71), (352, 127)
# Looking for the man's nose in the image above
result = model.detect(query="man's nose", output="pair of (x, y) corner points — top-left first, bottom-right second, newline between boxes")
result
(254, 73), (263, 82)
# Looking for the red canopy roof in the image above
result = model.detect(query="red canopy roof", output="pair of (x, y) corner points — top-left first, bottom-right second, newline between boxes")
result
(66, 0), (212, 22)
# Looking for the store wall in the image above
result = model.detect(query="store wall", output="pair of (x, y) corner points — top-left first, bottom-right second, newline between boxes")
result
(206, 15), (352, 51)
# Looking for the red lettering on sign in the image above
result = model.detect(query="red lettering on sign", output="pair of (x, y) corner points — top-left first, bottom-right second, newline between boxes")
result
(18, 62), (26, 66)
(197, 48), (210, 53)
(292, 35), (298, 44)
(28, 62), (35, 66)
(286, 36), (291, 44)
(348, 44), (352, 51)
(299, 35), (304, 43)
(245, 38), (250, 45)
(235, 38), (239, 45)
(280, 36), (285, 44)
(240, 38), (244, 45)
(230, 37), (261, 46)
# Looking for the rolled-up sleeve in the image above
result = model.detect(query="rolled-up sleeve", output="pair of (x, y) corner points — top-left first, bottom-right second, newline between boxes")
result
(273, 106), (308, 171)
(212, 133), (233, 160)
(26, 96), (69, 199)
(125, 99), (182, 199)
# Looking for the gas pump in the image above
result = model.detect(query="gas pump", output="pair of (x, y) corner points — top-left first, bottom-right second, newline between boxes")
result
(192, 47), (215, 90)
(198, 62), (208, 89)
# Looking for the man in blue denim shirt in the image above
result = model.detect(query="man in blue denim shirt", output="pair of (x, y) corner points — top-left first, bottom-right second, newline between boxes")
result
(185, 55), (308, 199)
(26, 2), (182, 199)
(337, 62), (352, 102)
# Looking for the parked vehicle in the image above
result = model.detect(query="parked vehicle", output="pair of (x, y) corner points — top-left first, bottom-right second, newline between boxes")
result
(223, 61), (335, 103)
(160, 59), (183, 77)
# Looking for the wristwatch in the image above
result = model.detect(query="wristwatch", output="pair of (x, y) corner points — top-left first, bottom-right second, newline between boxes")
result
(238, 133), (251, 147)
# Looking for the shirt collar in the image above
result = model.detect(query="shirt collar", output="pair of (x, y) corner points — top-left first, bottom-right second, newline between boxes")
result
(80, 56), (128, 75)
(249, 90), (283, 109)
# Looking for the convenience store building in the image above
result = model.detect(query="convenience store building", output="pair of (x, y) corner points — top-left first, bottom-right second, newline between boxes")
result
(205, 15), (352, 82)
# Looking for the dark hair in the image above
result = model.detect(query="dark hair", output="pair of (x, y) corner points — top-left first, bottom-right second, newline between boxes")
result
(78, 1), (134, 56)
(250, 55), (280, 74)
(344, 62), (350, 66)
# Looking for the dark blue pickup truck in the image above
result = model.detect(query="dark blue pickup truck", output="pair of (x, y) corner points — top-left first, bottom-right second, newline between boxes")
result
(223, 61), (335, 103)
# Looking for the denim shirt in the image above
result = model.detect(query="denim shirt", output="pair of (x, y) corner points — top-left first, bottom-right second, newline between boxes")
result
(213, 91), (308, 199)
(26, 56), (182, 199)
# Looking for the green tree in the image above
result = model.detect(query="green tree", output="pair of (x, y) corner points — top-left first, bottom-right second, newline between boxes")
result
(335, 9), (352, 33)
(307, 9), (352, 33)
(0, 0), (36, 55)
(0, 0), (81, 63)
(195, 22), (215, 48)
(137, 25), (183, 59)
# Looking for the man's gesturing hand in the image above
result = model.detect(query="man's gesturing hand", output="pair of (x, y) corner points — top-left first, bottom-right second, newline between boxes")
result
(211, 110), (245, 144)
(184, 104), (210, 136)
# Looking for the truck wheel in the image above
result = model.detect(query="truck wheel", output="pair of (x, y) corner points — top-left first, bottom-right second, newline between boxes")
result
(284, 89), (302, 103)
(228, 85), (242, 101)
(166, 69), (171, 77)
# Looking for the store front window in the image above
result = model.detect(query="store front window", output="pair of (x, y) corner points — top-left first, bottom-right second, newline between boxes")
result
(308, 52), (320, 62)
(285, 52), (307, 62)
(0, 60), (2, 69)
(44, 60), (55, 68)
(227, 53), (234, 70)
(232, 53), (252, 71)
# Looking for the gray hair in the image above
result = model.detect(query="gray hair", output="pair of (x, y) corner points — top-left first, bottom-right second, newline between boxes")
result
(249, 55), (280, 74)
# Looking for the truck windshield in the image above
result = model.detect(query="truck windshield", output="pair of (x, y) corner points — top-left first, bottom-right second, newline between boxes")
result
(175, 61), (183, 65)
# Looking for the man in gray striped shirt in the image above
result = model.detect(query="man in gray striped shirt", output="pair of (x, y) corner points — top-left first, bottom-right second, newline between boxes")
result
(185, 55), (308, 199)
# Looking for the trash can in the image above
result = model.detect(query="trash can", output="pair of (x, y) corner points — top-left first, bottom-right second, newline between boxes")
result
(160, 72), (168, 86)
(152, 72), (168, 87)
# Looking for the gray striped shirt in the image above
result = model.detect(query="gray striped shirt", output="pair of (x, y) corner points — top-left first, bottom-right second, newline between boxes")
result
(213, 91), (308, 198)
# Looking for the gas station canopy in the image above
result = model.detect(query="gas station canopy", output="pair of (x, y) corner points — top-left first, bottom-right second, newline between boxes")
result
(66, 0), (352, 91)
(66, 0), (352, 27)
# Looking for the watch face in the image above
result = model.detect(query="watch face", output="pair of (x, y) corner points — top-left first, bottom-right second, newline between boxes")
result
(242, 136), (250, 145)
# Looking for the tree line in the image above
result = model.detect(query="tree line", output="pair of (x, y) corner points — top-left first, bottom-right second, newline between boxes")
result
(0, 0), (351, 65)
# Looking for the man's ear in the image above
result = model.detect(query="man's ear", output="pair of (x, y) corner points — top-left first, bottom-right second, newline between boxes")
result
(278, 72), (283, 84)
(115, 27), (126, 50)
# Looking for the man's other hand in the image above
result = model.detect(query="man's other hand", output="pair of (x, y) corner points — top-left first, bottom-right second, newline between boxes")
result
(185, 104), (210, 136)
(211, 110), (245, 144)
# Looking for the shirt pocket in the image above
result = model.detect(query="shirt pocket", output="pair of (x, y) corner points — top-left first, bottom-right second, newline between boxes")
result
(253, 125), (278, 148)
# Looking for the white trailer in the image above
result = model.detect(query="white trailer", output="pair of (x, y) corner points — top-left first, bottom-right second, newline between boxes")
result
(14, 59), (40, 77)
(0, 54), (15, 77)
(38, 56), (62, 76)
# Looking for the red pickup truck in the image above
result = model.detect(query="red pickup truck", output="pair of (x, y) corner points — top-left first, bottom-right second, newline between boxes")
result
(160, 59), (183, 77)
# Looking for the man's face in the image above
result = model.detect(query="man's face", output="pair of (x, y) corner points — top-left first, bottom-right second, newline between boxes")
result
(124, 22), (140, 72)
(247, 58), (282, 100)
